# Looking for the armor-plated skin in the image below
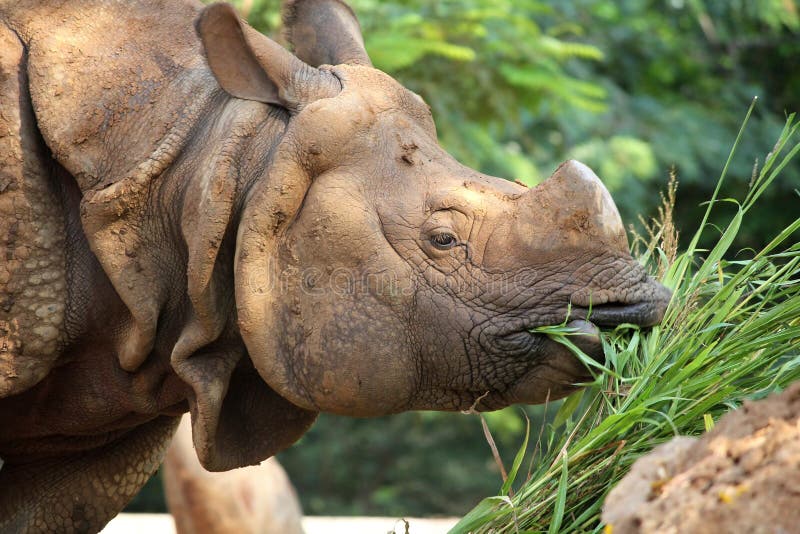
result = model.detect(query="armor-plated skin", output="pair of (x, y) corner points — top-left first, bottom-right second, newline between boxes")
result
(0, 0), (670, 530)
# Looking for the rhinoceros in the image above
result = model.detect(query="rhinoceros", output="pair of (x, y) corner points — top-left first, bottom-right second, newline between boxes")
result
(0, 0), (671, 530)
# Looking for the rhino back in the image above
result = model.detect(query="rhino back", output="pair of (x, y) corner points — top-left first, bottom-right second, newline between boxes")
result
(1, 0), (215, 191)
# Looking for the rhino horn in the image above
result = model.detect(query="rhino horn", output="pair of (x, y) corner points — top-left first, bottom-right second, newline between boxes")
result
(516, 160), (629, 254)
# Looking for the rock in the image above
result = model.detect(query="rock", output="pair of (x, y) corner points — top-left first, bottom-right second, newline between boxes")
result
(603, 383), (800, 533)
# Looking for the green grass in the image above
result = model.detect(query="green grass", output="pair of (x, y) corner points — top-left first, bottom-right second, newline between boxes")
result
(451, 106), (800, 533)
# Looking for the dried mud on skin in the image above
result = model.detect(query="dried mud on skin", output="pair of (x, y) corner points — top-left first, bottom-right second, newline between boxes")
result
(603, 383), (800, 534)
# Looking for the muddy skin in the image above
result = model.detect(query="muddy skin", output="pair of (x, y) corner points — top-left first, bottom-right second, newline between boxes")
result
(0, 0), (670, 530)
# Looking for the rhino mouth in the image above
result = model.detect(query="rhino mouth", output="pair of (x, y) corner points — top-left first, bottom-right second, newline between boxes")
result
(471, 294), (672, 410)
(485, 278), (672, 363)
(491, 318), (603, 361)
(571, 281), (674, 328)
(558, 300), (669, 362)
(492, 296), (670, 361)
(571, 299), (670, 328)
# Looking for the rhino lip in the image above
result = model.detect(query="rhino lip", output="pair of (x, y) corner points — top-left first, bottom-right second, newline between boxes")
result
(486, 293), (669, 357)
(490, 318), (603, 361)
(571, 299), (669, 328)
(570, 281), (673, 328)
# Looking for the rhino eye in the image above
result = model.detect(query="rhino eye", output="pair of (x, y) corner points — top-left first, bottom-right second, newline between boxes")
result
(430, 232), (458, 250)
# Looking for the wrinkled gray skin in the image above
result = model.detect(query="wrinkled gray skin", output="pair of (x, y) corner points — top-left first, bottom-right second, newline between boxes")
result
(0, 0), (670, 531)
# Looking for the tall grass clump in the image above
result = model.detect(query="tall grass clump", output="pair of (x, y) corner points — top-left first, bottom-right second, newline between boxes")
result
(451, 106), (800, 533)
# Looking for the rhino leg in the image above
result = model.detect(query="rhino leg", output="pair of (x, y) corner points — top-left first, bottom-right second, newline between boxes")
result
(0, 416), (178, 533)
(163, 415), (305, 534)
(0, 20), (69, 398)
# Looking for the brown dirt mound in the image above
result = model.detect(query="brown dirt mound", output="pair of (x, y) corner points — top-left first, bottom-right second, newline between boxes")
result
(603, 382), (800, 534)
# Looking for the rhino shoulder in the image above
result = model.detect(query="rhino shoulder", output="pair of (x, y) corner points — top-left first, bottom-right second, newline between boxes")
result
(0, 21), (68, 397)
(1, 0), (224, 380)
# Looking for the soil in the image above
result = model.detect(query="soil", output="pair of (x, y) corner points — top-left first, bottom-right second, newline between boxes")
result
(602, 382), (800, 534)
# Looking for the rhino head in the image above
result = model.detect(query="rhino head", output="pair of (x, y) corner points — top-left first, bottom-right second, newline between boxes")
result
(179, 1), (670, 467)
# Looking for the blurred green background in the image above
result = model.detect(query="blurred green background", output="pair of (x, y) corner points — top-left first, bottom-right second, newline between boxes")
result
(128, 0), (799, 518)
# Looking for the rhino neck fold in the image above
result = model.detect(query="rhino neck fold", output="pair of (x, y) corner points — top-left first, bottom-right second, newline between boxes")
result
(166, 100), (320, 471)
(172, 98), (288, 366)
(78, 87), (289, 378)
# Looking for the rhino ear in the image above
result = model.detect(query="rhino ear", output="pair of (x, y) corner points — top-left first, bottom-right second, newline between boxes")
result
(197, 2), (340, 110)
(283, 0), (372, 67)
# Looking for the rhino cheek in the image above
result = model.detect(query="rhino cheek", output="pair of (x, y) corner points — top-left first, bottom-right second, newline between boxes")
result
(269, 300), (416, 416)
(236, 240), (420, 417)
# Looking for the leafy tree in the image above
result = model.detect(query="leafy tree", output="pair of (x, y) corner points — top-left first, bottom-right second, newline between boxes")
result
(540, 0), (800, 249)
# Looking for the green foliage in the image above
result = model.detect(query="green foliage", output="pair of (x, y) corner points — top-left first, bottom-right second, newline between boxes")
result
(349, 0), (612, 187)
(537, 0), (800, 249)
(569, 136), (658, 190)
(276, 406), (549, 516)
(452, 113), (800, 532)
